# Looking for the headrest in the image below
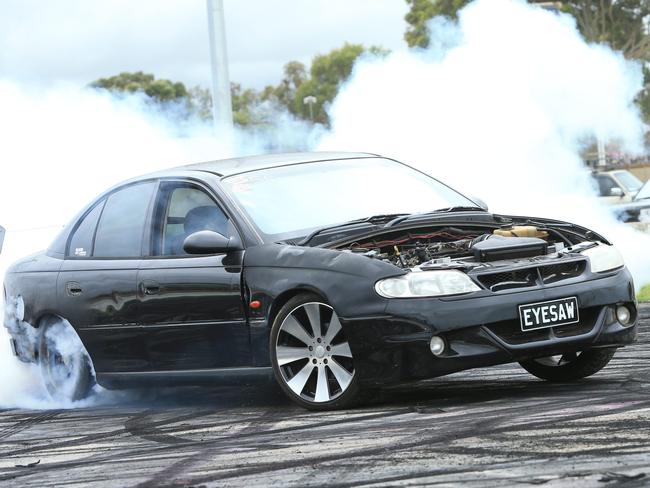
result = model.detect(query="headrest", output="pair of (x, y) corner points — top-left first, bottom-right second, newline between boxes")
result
(184, 206), (228, 235)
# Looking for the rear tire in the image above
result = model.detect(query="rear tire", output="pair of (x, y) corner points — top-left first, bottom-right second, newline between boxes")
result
(270, 293), (361, 410)
(519, 348), (616, 382)
(39, 318), (95, 402)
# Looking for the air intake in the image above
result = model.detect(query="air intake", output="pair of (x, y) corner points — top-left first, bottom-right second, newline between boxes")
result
(472, 236), (548, 262)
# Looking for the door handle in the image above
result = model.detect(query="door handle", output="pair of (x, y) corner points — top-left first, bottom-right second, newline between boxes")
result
(140, 280), (161, 296)
(66, 281), (83, 296)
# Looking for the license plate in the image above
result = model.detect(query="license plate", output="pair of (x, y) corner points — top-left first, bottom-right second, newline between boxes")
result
(518, 297), (579, 331)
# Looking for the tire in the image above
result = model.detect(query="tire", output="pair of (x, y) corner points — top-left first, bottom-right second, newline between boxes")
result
(270, 293), (361, 410)
(39, 318), (95, 402)
(519, 348), (616, 382)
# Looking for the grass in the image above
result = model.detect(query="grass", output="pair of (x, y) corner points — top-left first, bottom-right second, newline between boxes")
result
(638, 285), (650, 303)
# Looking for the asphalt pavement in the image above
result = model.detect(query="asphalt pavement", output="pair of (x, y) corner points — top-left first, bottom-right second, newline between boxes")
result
(1, 305), (650, 487)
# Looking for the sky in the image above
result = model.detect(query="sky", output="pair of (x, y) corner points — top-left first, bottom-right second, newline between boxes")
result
(1, 0), (409, 90)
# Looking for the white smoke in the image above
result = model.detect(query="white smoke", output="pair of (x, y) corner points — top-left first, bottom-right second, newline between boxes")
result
(0, 80), (316, 408)
(320, 0), (650, 286)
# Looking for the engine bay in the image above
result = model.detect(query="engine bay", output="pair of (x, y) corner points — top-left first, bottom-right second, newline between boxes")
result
(341, 225), (595, 273)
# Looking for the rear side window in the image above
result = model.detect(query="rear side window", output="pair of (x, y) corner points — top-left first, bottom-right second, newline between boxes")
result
(94, 182), (156, 258)
(68, 200), (105, 257)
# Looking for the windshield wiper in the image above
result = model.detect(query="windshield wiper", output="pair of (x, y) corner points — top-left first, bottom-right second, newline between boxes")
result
(298, 213), (410, 246)
(385, 206), (484, 227)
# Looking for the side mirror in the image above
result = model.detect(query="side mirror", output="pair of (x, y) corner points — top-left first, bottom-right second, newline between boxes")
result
(610, 187), (624, 198)
(471, 197), (489, 211)
(183, 230), (242, 255)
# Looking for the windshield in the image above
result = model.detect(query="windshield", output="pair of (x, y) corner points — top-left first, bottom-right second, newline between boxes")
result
(614, 171), (643, 193)
(222, 157), (478, 240)
(636, 180), (650, 200)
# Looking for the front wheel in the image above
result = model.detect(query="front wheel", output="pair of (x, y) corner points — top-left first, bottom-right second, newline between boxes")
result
(270, 293), (360, 410)
(519, 348), (616, 382)
(39, 318), (95, 402)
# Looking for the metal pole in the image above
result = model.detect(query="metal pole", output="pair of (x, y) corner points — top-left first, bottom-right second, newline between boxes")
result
(206, 0), (233, 134)
(303, 95), (317, 122)
(597, 137), (606, 167)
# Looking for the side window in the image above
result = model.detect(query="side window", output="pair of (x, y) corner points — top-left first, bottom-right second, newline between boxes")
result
(94, 182), (156, 258)
(67, 200), (105, 257)
(595, 175), (618, 197)
(155, 184), (230, 256)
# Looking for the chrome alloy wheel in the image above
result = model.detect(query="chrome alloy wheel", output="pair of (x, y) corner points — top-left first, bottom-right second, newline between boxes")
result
(275, 302), (355, 403)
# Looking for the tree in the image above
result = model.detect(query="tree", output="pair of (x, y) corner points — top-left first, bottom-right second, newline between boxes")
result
(288, 43), (388, 125)
(405, 0), (468, 48)
(231, 83), (265, 126)
(92, 73), (268, 127)
(91, 71), (189, 102)
(262, 61), (308, 111)
(185, 84), (269, 126)
(259, 44), (388, 125)
(91, 42), (390, 129)
(562, 0), (650, 59)
(404, 0), (650, 60)
(187, 86), (213, 120)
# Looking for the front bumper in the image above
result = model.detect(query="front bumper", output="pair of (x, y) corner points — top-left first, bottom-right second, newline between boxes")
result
(343, 268), (637, 386)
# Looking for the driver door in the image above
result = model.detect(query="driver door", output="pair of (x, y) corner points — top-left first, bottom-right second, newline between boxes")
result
(137, 180), (249, 371)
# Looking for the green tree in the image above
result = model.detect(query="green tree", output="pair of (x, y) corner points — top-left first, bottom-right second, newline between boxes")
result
(404, 0), (650, 59)
(92, 73), (270, 127)
(289, 43), (388, 125)
(262, 61), (308, 110)
(91, 42), (391, 129)
(405, 0), (468, 48)
(187, 86), (213, 120)
(186, 84), (271, 127)
(231, 83), (265, 126)
(91, 71), (189, 102)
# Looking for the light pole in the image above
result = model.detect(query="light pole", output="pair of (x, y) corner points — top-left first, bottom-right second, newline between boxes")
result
(303, 95), (317, 121)
(597, 137), (607, 168)
(206, 0), (233, 134)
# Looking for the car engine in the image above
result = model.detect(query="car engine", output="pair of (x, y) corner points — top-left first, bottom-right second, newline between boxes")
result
(343, 225), (592, 278)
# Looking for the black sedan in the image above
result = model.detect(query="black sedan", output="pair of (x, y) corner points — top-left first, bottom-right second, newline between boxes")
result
(3, 152), (638, 410)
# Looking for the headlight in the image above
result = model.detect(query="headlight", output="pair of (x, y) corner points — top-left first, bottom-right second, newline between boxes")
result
(582, 244), (624, 273)
(375, 270), (481, 298)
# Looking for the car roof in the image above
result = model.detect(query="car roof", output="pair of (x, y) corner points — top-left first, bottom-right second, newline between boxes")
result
(175, 151), (378, 177)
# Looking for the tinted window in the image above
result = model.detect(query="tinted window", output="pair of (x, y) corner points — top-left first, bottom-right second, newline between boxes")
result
(155, 184), (229, 256)
(594, 175), (618, 196)
(68, 200), (105, 257)
(94, 182), (156, 258)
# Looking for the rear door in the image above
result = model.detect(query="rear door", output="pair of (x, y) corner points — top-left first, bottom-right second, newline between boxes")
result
(136, 180), (249, 371)
(57, 181), (156, 373)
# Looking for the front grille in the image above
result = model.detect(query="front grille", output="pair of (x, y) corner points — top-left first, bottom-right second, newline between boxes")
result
(539, 261), (586, 284)
(476, 260), (586, 292)
(477, 269), (538, 292)
(485, 306), (601, 345)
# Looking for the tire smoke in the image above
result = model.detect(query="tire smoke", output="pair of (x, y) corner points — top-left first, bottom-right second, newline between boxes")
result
(320, 0), (650, 286)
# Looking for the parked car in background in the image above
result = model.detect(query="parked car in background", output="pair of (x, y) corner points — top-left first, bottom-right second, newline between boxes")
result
(3, 152), (638, 410)
(591, 169), (644, 203)
(611, 177), (650, 232)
